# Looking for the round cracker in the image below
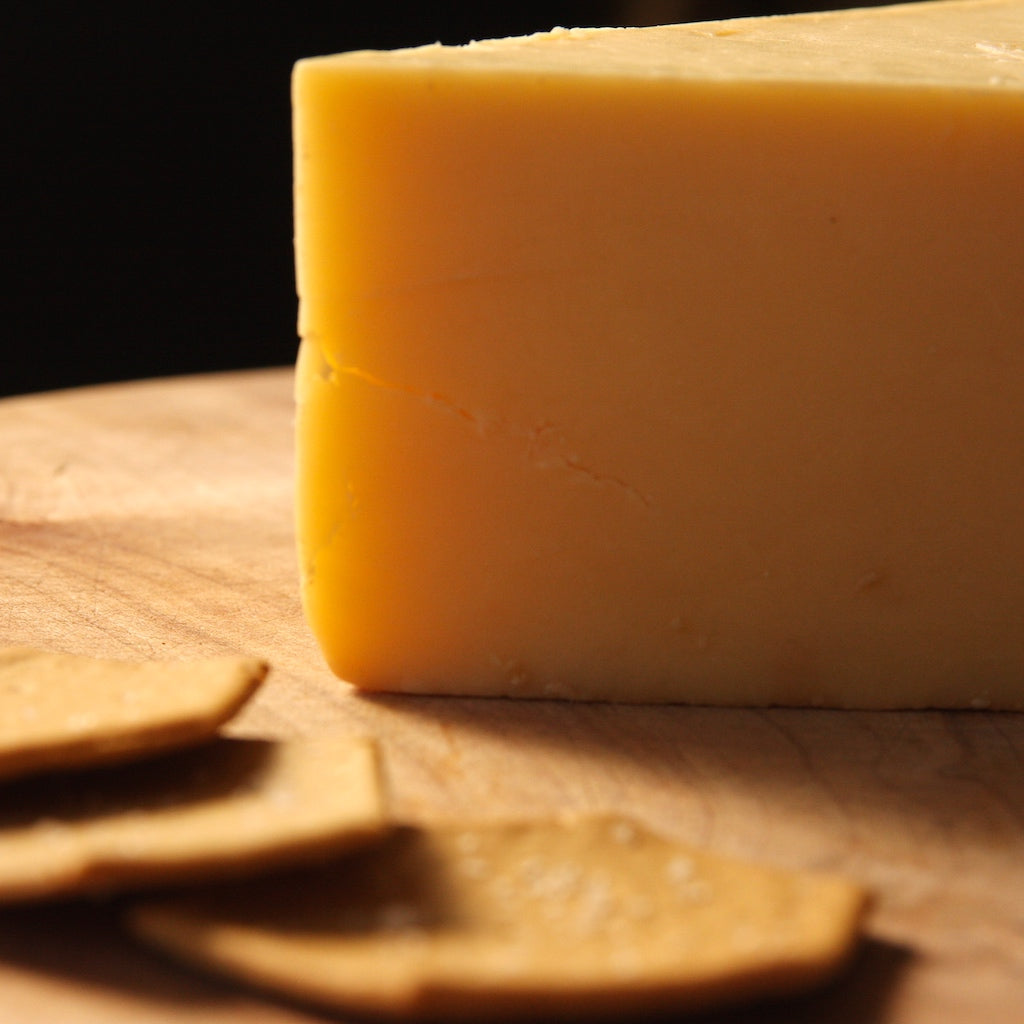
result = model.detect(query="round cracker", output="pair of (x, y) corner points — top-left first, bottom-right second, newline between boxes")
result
(126, 815), (866, 1019)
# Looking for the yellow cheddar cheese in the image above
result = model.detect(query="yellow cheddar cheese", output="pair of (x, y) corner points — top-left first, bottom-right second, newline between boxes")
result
(293, 0), (1024, 707)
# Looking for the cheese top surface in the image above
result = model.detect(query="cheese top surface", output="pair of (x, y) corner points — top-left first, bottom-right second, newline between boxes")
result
(298, 0), (1024, 90)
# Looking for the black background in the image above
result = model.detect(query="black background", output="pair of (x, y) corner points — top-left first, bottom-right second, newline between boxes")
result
(4, 1), (882, 397)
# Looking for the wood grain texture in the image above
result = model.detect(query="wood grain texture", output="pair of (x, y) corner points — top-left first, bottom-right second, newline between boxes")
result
(1, 368), (1022, 1022)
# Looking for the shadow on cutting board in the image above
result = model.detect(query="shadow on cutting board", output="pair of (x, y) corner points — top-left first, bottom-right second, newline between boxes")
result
(658, 937), (912, 1024)
(360, 693), (1024, 864)
(0, 899), (271, 1020)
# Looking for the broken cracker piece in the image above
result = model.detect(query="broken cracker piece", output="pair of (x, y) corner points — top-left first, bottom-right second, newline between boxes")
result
(126, 815), (866, 1020)
(0, 648), (268, 779)
(0, 735), (386, 902)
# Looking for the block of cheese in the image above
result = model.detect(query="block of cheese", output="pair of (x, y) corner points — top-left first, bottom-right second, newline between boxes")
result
(293, 0), (1024, 707)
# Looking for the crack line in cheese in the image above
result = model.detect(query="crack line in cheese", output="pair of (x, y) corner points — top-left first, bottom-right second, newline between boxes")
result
(333, 360), (655, 507)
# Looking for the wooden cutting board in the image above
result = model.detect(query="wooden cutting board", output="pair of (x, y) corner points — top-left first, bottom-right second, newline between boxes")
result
(1, 367), (1022, 1023)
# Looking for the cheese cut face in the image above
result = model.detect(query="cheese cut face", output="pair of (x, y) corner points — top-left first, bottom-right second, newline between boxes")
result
(293, 0), (1024, 707)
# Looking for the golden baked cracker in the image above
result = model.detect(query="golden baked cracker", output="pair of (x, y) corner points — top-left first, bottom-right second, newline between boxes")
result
(0, 648), (268, 779)
(126, 815), (866, 1020)
(0, 735), (386, 902)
